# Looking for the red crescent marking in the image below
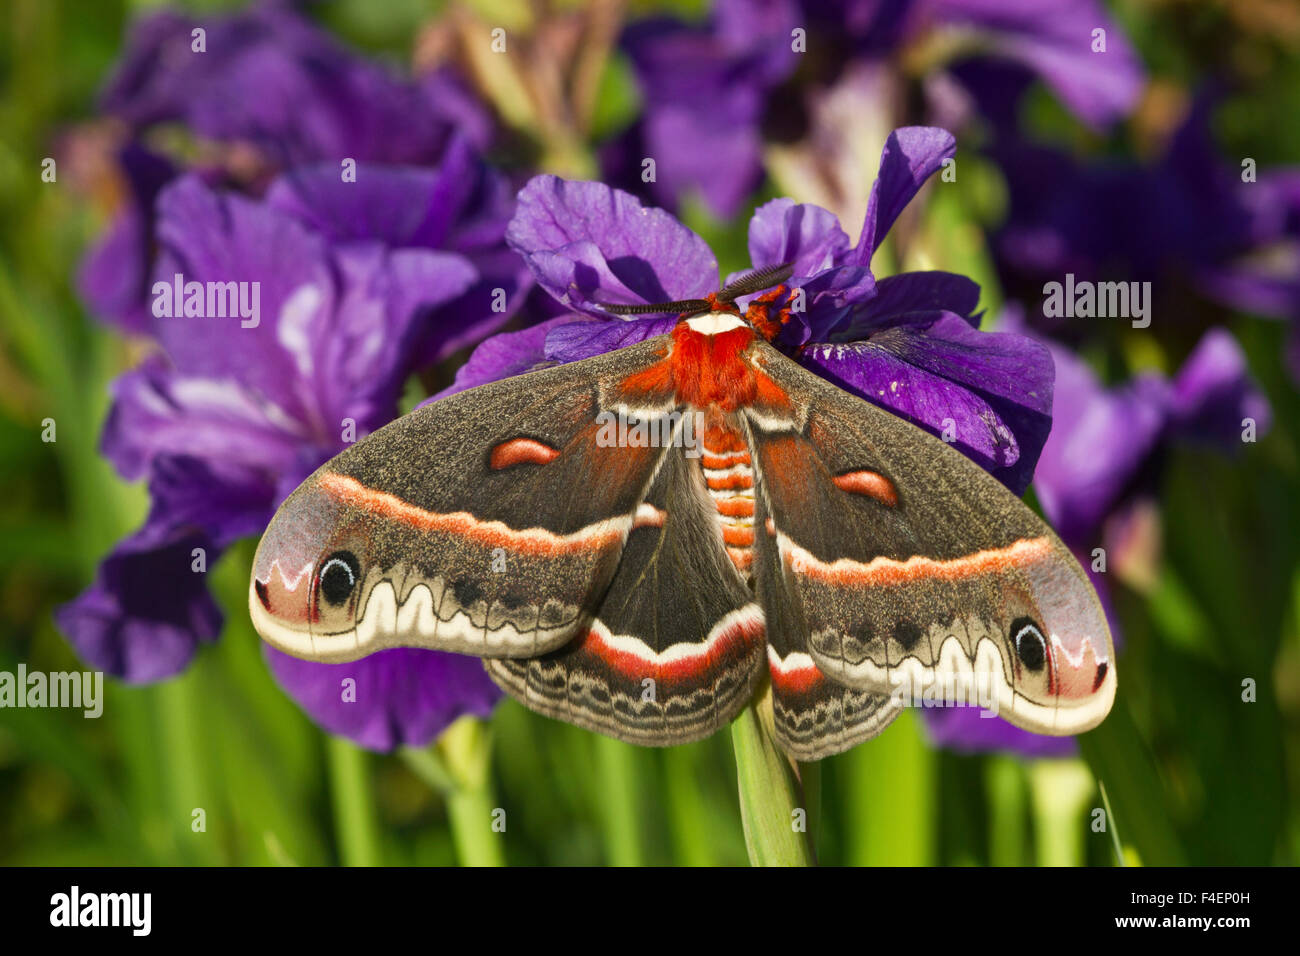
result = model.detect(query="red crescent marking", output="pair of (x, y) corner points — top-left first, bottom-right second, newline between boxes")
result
(318, 473), (619, 556)
(787, 536), (1055, 586)
(490, 437), (560, 469)
(769, 660), (824, 695)
(833, 470), (898, 506)
(579, 613), (765, 687)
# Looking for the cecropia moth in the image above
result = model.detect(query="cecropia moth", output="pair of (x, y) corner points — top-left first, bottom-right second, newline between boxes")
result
(249, 265), (1115, 760)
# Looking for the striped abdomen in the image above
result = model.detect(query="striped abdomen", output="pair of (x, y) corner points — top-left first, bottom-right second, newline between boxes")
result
(701, 423), (755, 578)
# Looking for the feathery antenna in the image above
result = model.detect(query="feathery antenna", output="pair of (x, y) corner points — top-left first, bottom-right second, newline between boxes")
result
(716, 261), (795, 302)
(594, 261), (794, 316)
(599, 299), (711, 316)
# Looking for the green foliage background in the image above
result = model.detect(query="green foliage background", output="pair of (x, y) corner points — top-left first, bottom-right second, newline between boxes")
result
(0, 0), (1296, 865)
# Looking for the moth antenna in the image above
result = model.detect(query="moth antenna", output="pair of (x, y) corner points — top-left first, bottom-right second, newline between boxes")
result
(717, 261), (796, 301)
(599, 299), (711, 316)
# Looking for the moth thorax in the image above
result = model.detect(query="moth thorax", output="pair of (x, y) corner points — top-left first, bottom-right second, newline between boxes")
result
(685, 312), (747, 335)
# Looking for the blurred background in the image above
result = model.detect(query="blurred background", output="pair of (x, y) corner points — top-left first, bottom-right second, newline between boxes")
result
(0, 0), (1297, 866)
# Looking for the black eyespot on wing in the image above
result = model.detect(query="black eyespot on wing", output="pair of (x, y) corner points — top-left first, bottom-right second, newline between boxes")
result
(499, 591), (528, 610)
(319, 551), (360, 606)
(893, 620), (923, 652)
(453, 578), (484, 607)
(1011, 616), (1047, 671)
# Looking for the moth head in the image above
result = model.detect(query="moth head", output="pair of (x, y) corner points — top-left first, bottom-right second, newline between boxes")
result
(594, 261), (795, 335)
(249, 475), (376, 661)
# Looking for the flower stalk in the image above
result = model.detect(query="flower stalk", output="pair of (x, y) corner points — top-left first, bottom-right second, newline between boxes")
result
(404, 716), (505, 867)
(730, 691), (816, 866)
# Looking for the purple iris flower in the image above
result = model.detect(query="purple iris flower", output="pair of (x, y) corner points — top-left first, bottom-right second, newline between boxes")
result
(608, 0), (1143, 216)
(100, 5), (489, 164)
(58, 162), (507, 749)
(75, 143), (177, 335)
(990, 96), (1300, 376)
(450, 127), (1054, 502)
(925, 317), (1271, 757)
(79, 4), (492, 335)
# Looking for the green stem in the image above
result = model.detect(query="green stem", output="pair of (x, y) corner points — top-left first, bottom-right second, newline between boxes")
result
(1097, 780), (1127, 867)
(594, 734), (647, 866)
(156, 673), (217, 865)
(843, 709), (934, 865)
(986, 756), (1029, 867)
(801, 758), (822, 857)
(1028, 759), (1093, 867)
(731, 698), (816, 866)
(327, 736), (381, 867)
(436, 717), (506, 867)
(662, 746), (718, 866)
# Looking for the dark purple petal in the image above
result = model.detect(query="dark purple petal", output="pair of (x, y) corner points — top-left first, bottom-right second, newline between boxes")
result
(415, 258), (532, 368)
(266, 164), (459, 249)
(640, 106), (766, 219)
(101, 357), (309, 482)
(544, 316), (678, 363)
(618, 5), (797, 217)
(802, 313), (1054, 493)
(1167, 328), (1272, 452)
(426, 315), (577, 401)
(922, 707), (1078, 758)
(76, 144), (176, 334)
(56, 455), (273, 683)
(264, 647), (500, 752)
(792, 266), (879, 343)
(265, 138), (501, 251)
(831, 271), (982, 338)
(317, 243), (478, 428)
(265, 142), (530, 367)
(713, 0), (803, 80)
(855, 126), (956, 263)
(1031, 342), (1168, 546)
(1200, 260), (1300, 324)
(102, 8), (479, 164)
(150, 174), (337, 417)
(506, 175), (718, 315)
(926, 0), (1144, 128)
(748, 198), (851, 279)
(57, 542), (222, 684)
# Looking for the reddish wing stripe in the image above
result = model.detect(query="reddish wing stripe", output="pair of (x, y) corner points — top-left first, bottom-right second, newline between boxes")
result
(579, 608), (765, 686)
(490, 437), (560, 469)
(319, 472), (623, 556)
(784, 535), (1055, 586)
(833, 469), (898, 506)
(767, 648), (825, 695)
